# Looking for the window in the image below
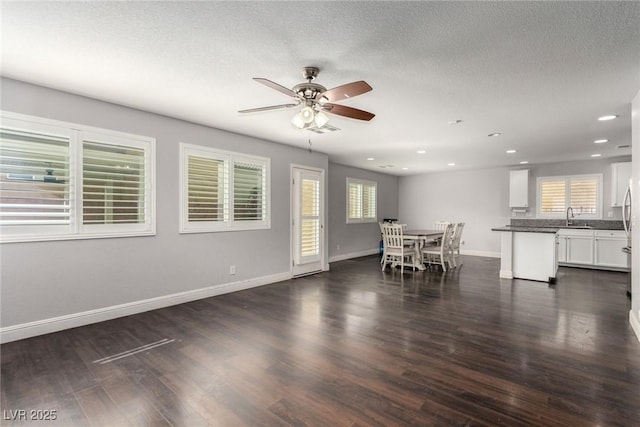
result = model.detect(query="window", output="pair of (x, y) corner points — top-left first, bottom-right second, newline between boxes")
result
(0, 112), (155, 242)
(537, 174), (602, 219)
(346, 177), (377, 223)
(180, 143), (270, 232)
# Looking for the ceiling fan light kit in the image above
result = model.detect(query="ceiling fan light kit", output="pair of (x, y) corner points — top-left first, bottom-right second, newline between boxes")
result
(239, 66), (375, 130)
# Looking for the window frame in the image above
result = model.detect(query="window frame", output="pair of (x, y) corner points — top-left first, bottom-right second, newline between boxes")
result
(536, 173), (603, 219)
(346, 177), (377, 224)
(0, 111), (156, 243)
(179, 143), (271, 233)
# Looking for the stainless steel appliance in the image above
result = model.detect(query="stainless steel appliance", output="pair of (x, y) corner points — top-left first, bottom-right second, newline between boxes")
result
(623, 179), (632, 298)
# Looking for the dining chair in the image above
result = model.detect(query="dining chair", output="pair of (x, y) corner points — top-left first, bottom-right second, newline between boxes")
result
(422, 222), (455, 272)
(381, 223), (417, 272)
(451, 222), (465, 267)
(426, 221), (450, 246)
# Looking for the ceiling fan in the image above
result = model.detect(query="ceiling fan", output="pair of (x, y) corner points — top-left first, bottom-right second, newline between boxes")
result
(238, 67), (375, 129)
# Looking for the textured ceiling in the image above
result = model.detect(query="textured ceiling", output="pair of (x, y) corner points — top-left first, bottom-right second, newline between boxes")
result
(1, 1), (639, 175)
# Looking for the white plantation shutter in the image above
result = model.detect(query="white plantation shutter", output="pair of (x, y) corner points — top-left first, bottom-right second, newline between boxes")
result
(300, 176), (320, 258)
(363, 183), (377, 220)
(233, 160), (265, 221)
(187, 156), (227, 222)
(0, 128), (71, 225)
(540, 179), (566, 214)
(346, 178), (377, 223)
(82, 140), (146, 225)
(570, 177), (598, 215)
(1, 112), (155, 242)
(538, 174), (602, 218)
(348, 180), (362, 221)
(180, 143), (270, 232)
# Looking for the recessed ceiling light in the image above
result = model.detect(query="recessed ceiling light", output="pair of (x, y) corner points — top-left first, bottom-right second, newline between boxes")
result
(447, 162), (456, 166)
(402, 167), (409, 170)
(506, 149), (517, 154)
(448, 120), (463, 125)
(488, 133), (501, 137)
(366, 157), (374, 161)
(598, 115), (618, 121)
(593, 139), (608, 144)
(519, 161), (529, 164)
(416, 150), (426, 154)
(591, 154), (602, 158)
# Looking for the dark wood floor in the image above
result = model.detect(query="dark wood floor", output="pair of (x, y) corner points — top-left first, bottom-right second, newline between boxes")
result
(2, 255), (639, 426)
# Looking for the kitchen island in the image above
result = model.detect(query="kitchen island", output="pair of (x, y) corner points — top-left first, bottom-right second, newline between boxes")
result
(491, 226), (559, 283)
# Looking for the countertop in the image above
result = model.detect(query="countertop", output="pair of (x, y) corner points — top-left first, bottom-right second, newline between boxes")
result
(491, 226), (559, 233)
(492, 225), (625, 233)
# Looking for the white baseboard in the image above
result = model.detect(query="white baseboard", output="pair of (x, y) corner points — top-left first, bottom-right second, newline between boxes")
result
(630, 309), (640, 343)
(0, 271), (292, 344)
(461, 249), (501, 258)
(329, 248), (379, 263)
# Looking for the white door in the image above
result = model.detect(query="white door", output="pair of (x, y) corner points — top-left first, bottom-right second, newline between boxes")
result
(292, 166), (324, 277)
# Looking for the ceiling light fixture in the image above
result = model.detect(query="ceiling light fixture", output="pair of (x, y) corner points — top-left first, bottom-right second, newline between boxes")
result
(448, 120), (463, 125)
(520, 161), (529, 164)
(402, 167), (409, 170)
(417, 150), (426, 154)
(366, 157), (374, 161)
(488, 133), (501, 137)
(447, 162), (456, 166)
(598, 115), (618, 121)
(506, 149), (517, 154)
(291, 106), (329, 129)
(591, 153), (602, 158)
(593, 139), (608, 144)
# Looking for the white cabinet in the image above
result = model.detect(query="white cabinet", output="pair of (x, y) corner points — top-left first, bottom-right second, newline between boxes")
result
(557, 229), (629, 270)
(567, 234), (594, 265)
(509, 169), (529, 208)
(557, 234), (567, 263)
(611, 162), (632, 207)
(558, 229), (594, 265)
(594, 230), (629, 268)
(512, 231), (557, 282)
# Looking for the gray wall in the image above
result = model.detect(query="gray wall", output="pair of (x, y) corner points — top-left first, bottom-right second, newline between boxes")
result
(328, 163), (399, 261)
(399, 156), (632, 256)
(0, 78), (329, 330)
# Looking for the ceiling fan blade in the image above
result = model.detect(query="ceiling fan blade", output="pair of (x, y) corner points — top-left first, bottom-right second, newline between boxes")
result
(320, 81), (372, 102)
(253, 78), (299, 98)
(322, 103), (375, 121)
(238, 103), (299, 114)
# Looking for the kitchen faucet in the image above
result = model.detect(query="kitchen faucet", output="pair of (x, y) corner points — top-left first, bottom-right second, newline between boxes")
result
(566, 206), (574, 226)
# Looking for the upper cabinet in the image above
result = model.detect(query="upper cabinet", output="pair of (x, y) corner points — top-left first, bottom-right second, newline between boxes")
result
(611, 162), (631, 207)
(509, 169), (529, 208)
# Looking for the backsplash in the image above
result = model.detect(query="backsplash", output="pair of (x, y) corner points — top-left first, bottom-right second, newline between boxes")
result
(510, 218), (624, 230)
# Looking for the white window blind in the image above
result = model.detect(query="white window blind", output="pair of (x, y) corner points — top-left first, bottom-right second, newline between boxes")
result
(233, 160), (265, 221)
(187, 156), (227, 222)
(537, 174), (602, 219)
(363, 183), (377, 220)
(180, 143), (270, 233)
(82, 140), (146, 225)
(346, 178), (377, 223)
(301, 177), (320, 257)
(570, 177), (598, 215)
(539, 179), (566, 215)
(0, 128), (70, 226)
(348, 180), (362, 221)
(0, 111), (156, 243)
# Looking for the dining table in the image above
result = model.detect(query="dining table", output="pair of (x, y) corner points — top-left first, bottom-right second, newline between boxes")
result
(402, 229), (445, 270)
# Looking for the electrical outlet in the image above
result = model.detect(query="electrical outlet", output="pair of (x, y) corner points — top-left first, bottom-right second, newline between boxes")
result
(229, 265), (236, 275)
(607, 211), (613, 218)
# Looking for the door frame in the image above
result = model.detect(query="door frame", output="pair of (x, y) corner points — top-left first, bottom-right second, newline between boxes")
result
(290, 164), (327, 277)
